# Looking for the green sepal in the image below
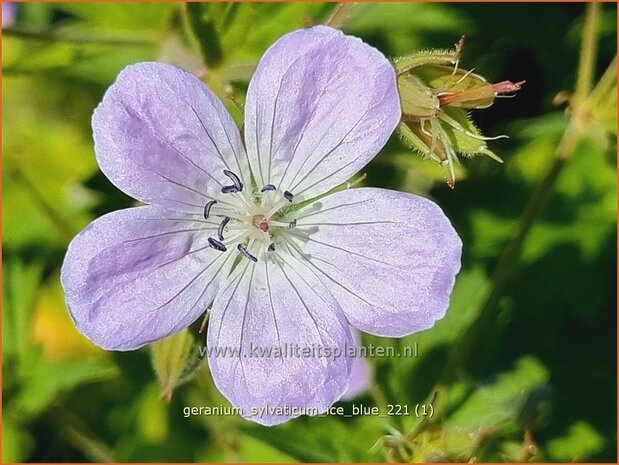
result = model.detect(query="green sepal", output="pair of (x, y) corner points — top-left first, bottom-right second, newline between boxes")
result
(440, 107), (504, 161)
(393, 47), (459, 74)
(398, 121), (447, 164)
(393, 36), (464, 74)
(398, 73), (440, 119)
(150, 328), (202, 401)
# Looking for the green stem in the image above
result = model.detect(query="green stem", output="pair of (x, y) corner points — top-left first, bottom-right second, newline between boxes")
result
(575, 2), (600, 103)
(50, 404), (116, 462)
(324, 2), (358, 28)
(585, 55), (617, 110)
(185, 3), (224, 69)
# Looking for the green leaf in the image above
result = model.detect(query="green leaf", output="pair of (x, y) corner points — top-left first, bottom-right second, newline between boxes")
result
(2, 417), (34, 463)
(347, 2), (463, 31)
(2, 75), (99, 249)
(3, 33), (156, 84)
(238, 4), (328, 59)
(185, 3), (225, 68)
(55, 3), (175, 33)
(413, 267), (491, 347)
(445, 356), (549, 431)
(506, 131), (616, 265)
(240, 415), (384, 462)
(546, 421), (606, 461)
(237, 434), (296, 462)
(137, 384), (169, 444)
(13, 351), (118, 417)
(20, 3), (53, 28)
(2, 258), (44, 362)
(219, 3), (257, 59)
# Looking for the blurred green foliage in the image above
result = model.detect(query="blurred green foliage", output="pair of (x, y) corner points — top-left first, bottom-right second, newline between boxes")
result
(2, 2), (616, 462)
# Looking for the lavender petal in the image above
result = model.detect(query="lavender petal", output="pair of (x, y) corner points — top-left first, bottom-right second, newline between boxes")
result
(244, 26), (401, 199)
(295, 187), (462, 336)
(61, 206), (233, 350)
(207, 257), (353, 425)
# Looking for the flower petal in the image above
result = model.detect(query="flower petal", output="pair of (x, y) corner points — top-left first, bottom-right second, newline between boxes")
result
(244, 26), (400, 199)
(93, 62), (248, 214)
(207, 256), (353, 425)
(61, 206), (233, 350)
(291, 188), (462, 336)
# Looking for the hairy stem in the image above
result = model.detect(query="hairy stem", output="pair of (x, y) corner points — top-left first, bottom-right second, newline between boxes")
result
(575, 2), (600, 103)
(324, 2), (358, 28)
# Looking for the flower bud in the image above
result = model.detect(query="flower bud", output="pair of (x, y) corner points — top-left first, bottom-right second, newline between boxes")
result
(395, 38), (523, 187)
(150, 329), (201, 401)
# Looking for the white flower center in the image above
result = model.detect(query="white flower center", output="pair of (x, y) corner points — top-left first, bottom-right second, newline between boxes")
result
(203, 170), (300, 262)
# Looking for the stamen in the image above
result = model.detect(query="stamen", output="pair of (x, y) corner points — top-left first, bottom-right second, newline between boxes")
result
(268, 243), (276, 252)
(237, 243), (258, 262)
(261, 184), (276, 192)
(217, 216), (231, 241)
(288, 219), (297, 229)
(284, 191), (294, 202)
(203, 200), (217, 219)
(208, 237), (227, 252)
(221, 185), (241, 194)
(265, 196), (294, 218)
(223, 169), (243, 191)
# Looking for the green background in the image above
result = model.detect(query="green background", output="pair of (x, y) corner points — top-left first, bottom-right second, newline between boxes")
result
(2, 2), (617, 462)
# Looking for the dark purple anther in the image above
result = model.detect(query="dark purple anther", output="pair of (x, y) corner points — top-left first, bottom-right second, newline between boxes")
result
(223, 169), (243, 191)
(237, 243), (258, 262)
(221, 185), (240, 194)
(218, 216), (231, 241)
(208, 237), (227, 252)
(203, 200), (217, 219)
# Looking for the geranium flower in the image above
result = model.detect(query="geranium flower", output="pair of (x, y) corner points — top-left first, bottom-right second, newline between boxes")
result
(62, 26), (461, 425)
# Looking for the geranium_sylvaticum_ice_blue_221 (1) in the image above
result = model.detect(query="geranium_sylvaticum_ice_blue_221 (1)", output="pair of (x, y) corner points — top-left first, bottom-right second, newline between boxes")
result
(61, 26), (462, 425)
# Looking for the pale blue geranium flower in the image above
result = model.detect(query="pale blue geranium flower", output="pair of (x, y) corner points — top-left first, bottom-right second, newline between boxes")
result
(62, 26), (461, 425)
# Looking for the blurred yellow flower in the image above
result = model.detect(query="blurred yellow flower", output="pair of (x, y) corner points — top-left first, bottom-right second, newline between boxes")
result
(31, 275), (106, 360)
